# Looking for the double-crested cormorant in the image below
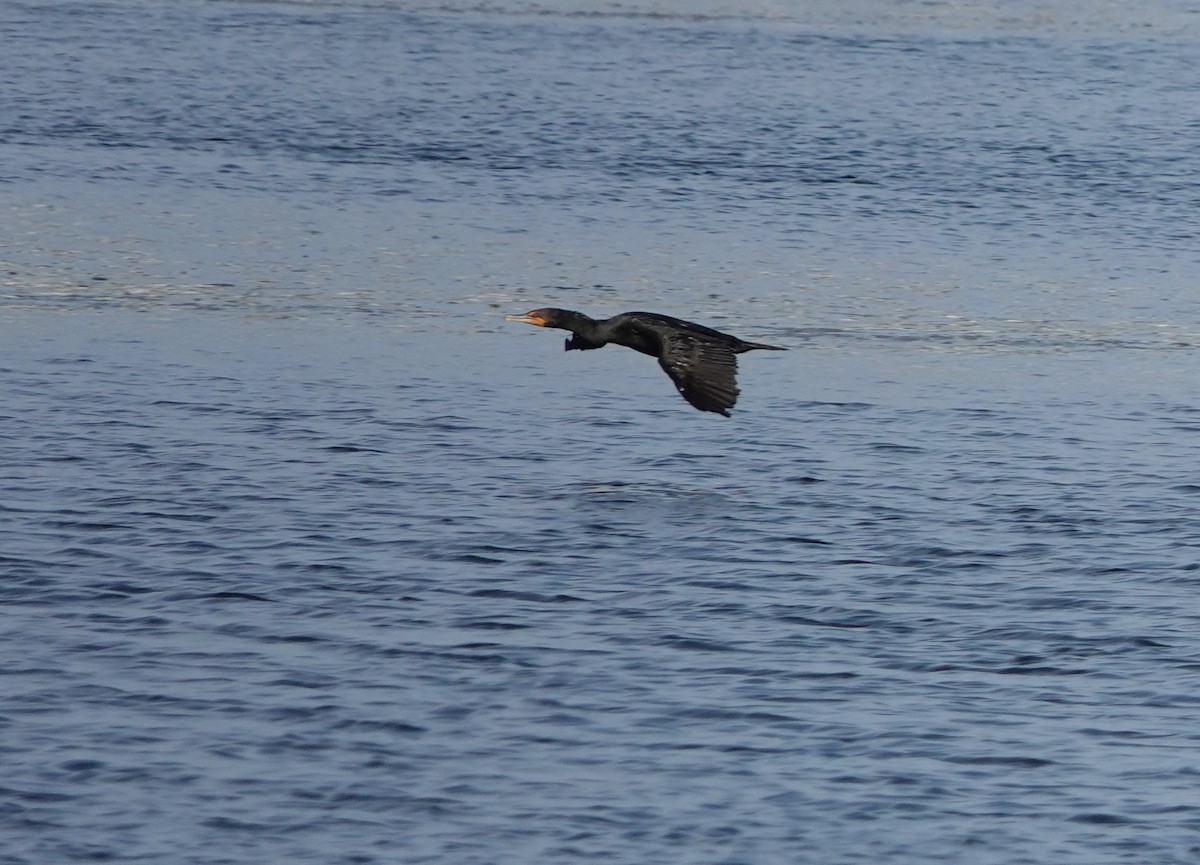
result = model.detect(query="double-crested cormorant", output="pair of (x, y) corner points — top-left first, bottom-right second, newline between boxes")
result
(505, 307), (786, 417)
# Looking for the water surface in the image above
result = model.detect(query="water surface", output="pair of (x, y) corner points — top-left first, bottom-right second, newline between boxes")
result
(3, 2), (1200, 863)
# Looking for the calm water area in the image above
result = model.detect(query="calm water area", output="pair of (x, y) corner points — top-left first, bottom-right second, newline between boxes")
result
(3, 1), (1200, 862)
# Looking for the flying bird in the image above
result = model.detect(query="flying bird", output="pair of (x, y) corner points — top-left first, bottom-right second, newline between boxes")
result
(505, 307), (785, 416)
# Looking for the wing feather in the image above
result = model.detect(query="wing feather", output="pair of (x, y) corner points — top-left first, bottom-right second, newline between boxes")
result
(656, 331), (740, 416)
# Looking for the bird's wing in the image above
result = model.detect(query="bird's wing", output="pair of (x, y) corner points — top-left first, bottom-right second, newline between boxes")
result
(657, 331), (740, 416)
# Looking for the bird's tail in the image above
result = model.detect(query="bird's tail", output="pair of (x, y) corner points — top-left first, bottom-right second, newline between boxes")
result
(739, 340), (787, 352)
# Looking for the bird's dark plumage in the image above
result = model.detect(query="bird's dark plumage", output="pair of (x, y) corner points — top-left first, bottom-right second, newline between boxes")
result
(504, 308), (786, 416)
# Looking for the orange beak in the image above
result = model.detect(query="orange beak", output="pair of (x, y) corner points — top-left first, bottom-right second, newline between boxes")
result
(505, 312), (547, 327)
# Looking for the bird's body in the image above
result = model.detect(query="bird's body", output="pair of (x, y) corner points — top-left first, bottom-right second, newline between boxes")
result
(505, 307), (785, 416)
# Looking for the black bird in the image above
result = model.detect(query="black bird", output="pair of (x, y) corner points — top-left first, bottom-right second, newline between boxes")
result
(505, 307), (786, 417)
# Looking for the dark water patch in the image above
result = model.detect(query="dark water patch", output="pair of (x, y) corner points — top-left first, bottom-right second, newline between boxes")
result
(1068, 812), (1136, 826)
(58, 759), (106, 776)
(293, 561), (354, 574)
(656, 634), (739, 652)
(206, 590), (275, 602)
(675, 707), (801, 724)
(51, 545), (131, 561)
(944, 755), (1056, 769)
(201, 815), (279, 832)
(258, 632), (330, 645)
(437, 552), (507, 565)
(1075, 727), (1167, 741)
(332, 718), (426, 736)
(682, 579), (761, 593)
(777, 534), (835, 548)
(469, 588), (586, 603)
(266, 676), (336, 689)
(995, 664), (1089, 676)
(84, 580), (155, 596)
(0, 787), (81, 804)
(776, 614), (874, 629)
(41, 518), (134, 531)
(869, 441), (925, 454)
(458, 619), (529, 631)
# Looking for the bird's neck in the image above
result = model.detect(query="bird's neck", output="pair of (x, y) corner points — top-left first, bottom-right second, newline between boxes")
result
(555, 310), (606, 345)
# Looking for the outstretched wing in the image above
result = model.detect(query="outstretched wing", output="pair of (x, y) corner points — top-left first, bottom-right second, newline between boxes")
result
(657, 331), (740, 416)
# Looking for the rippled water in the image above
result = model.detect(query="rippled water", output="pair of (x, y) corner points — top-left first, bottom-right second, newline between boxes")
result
(4, 1), (1200, 863)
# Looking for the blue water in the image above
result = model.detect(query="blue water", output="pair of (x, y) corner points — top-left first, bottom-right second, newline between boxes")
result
(3, 2), (1200, 863)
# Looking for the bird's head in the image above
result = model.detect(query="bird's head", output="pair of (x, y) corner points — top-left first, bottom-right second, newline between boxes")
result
(504, 308), (570, 329)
